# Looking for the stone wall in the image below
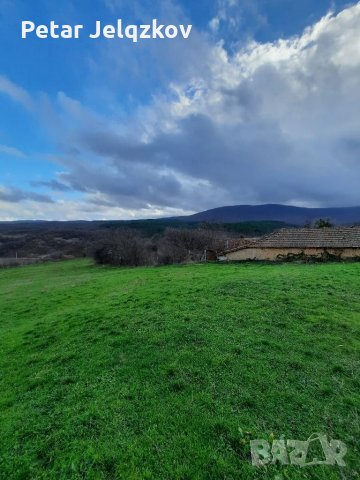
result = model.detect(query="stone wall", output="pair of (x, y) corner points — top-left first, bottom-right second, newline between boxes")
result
(224, 247), (360, 262)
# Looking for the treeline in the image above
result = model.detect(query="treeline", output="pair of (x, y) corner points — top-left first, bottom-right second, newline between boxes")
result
(100, 219), (289, 237)
(1, 219), (337, 266)
(93, 227), (229, 267)
(92, 218), (340, 267)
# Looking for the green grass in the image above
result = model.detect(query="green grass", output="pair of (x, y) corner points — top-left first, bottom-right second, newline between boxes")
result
(0, 260), (359, 480)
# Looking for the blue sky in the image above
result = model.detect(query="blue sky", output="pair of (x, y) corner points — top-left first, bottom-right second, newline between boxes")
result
(0, 0), (359, 220)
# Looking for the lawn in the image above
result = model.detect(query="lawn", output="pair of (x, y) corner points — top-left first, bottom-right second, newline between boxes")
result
(0, 260), (359, 479)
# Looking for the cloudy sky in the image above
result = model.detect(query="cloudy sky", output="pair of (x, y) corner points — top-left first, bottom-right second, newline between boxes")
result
(0, 0), (359, 220)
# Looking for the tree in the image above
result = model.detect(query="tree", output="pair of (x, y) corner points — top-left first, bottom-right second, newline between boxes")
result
(93, 229), (148, 266)
(313, 218), (334, 229)
(157, 228), (221, 264)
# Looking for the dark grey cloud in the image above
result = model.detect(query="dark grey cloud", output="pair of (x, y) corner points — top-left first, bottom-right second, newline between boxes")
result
(51, 115), (290, 211)
(58, 160), (186, 209)
(0, 186), (54, 203)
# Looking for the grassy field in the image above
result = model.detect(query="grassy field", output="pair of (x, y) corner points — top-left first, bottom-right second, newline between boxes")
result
(0, 260), (359, 480)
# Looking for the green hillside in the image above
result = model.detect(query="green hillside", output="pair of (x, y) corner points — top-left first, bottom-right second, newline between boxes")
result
(0, 260), (359, 479)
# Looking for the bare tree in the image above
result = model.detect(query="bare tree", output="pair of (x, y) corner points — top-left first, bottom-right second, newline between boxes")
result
(94, 229), (148, 266)
(156, 228), (220, 264)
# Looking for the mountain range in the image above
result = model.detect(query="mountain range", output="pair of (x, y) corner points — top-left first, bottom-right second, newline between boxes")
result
(2, 204), (360, 227)
(178, 204), (360, 225)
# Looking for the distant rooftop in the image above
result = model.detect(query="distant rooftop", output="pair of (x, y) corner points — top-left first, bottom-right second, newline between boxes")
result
(250, 227), (360, 249)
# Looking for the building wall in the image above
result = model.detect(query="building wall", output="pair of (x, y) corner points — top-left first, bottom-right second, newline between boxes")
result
(224, 247), (360, 261)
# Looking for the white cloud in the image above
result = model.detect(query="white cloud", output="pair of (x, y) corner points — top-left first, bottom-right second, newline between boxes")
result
(208, 0), (267, 41)
(0, 144), (27, 158)
(209, 17), (220, 33)
(0, 75), (33, 110)
(0, 197), (193, 221)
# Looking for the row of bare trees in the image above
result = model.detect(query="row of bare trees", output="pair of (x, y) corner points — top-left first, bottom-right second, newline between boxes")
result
(93, 227), (228, 267)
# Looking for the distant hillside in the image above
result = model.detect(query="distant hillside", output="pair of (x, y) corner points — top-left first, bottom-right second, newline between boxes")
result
(2, 204), (360, 236)
(100, 219), (289, 236)
(0, 219), (288, 237)
(179, 204), (360, 225)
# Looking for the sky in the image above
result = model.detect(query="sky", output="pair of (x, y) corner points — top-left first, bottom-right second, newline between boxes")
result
(0, 0), (359, 220)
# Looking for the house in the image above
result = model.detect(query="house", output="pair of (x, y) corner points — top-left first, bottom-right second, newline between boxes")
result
(218, 227), (360, 262)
